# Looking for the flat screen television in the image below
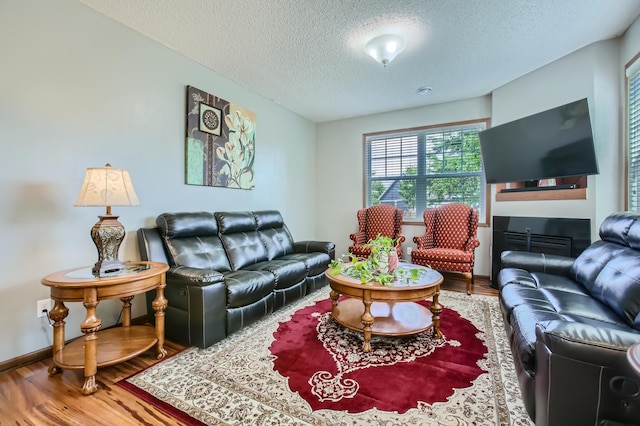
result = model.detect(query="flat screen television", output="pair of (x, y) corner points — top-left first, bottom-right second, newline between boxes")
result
(479, 98), (599, 189)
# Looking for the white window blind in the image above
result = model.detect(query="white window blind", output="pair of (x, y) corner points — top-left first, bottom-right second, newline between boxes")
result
(365, 120), (487, 222)
(629, 60), (640, 211)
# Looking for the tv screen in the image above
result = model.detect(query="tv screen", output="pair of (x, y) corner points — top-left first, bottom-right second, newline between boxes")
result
(479, 98), (599, 185)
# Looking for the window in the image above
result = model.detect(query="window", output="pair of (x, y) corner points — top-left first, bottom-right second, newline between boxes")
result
(364, 119), (488, 223)
(628, 56), (640, 211)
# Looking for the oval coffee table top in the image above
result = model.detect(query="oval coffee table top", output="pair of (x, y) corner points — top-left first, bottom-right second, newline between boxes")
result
(325, 262), (443, 292)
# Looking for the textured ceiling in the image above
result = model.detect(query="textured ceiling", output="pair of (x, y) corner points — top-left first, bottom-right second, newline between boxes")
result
(76, 0), (640, 123)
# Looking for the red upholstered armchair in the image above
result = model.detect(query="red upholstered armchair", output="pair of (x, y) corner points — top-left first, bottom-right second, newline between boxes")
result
(411, 203), (480, 294)
(348, 204), (405, 258)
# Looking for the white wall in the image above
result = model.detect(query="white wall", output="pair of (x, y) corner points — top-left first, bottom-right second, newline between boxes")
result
(623, 14), (640, 64)
(0, 0), (318, 363)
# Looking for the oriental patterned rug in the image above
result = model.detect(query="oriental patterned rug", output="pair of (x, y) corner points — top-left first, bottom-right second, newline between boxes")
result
(118, 289), (533, 425)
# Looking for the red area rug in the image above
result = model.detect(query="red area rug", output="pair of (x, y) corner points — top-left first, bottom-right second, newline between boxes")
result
(117, 289), (532, 425)
(269, 297), (487, 413)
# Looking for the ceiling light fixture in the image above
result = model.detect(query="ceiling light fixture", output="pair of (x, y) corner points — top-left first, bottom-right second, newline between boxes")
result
(364, 34), (406, 67)
(417, 86), (433, 95)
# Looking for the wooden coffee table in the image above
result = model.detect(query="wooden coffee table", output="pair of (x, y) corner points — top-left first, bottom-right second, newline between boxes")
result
(326, 263), (444, 352)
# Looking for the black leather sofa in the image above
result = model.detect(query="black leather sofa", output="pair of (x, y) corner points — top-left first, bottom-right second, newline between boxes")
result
(497, 211), (640, 426)
(137, 210), (335, 349)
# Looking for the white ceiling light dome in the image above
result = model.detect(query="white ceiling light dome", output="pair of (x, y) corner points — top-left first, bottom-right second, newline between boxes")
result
(364, 34), (407, 67)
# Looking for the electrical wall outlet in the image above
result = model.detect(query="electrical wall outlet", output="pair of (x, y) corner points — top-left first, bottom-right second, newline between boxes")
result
(37, 299), (52, 318)
(406, 247), (413, 257)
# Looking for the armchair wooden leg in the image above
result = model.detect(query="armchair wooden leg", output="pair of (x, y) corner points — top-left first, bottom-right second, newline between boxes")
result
(463, 272), (473, 295)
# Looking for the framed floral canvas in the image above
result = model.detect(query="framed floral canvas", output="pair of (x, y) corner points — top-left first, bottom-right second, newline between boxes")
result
(185, 86), (256, 189)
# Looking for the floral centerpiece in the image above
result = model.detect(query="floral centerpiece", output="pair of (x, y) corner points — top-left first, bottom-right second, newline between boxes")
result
(329, 235), (425, 286)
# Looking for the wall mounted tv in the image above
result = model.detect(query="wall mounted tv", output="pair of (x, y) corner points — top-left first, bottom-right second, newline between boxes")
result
(479, 98), (599, 192)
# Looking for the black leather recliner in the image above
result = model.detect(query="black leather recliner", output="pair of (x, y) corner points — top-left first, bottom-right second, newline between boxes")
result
(137, 210), (335, 349)
(498, 211), (640, 426)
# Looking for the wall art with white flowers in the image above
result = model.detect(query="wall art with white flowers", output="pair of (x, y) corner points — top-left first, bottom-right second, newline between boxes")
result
(185, 85), (256, 189)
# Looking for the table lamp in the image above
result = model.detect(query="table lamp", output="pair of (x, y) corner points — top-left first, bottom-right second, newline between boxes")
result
(74, 164), (140, 276)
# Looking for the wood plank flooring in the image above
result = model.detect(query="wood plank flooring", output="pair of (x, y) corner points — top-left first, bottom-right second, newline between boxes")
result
(0, 277), (496, 425)
(0, 340), (188, 425)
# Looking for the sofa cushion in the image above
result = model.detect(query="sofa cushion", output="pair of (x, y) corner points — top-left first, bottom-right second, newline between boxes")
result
(591, 248), (640, 329)
(244, 259), (307, 290)
(157, 212), (232, 271)
(411, 247), (474, 263)
(572, 240), (640, 329)
(598, 211), (637, 246)
(259, 227), (295, 259)
(157, 211), (218, 238)
(570, 241), (626, 291)
(221, 231), (269, 270)
(280, 252), (331, 276)
(216, 211), (257, 234)
(222, 270), (275, 308)
(254, 210), (295, 259)
(254, 210), (287, 230)
(216, 211), (269, 270)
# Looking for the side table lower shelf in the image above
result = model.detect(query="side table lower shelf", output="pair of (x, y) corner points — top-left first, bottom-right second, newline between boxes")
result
(53, 326), (158, 369)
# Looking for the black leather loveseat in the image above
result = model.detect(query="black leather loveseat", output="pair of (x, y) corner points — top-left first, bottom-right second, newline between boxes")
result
(498, 211), (640, 426)
(137, 210), (335, 349)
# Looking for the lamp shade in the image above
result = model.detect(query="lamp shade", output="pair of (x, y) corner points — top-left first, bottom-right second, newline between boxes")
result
(364, 34), (406, 66)
(74, 164), (140, 207)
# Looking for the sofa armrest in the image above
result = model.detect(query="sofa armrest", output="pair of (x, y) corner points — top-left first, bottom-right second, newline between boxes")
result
(536, 320), (639, 370)
(534, 320), (640, 425)
(500, 250), (574, 276)
(162, 266), (227, 349)
(293, 240), (336, 260)
(167, 266), (225, 287)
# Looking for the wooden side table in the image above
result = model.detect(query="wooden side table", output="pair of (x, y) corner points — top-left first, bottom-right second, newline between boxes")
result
(41, 261), (169, 395)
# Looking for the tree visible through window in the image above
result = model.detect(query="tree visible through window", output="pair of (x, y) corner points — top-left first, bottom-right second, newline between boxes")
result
(364, 119), (488, 222)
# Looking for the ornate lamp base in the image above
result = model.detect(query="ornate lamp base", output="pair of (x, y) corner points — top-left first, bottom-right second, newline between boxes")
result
(90, 214), (126, 276)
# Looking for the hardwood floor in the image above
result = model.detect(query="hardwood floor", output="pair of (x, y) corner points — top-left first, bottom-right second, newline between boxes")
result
(0, 277), (496, 425)
(442, 273), (498, 296)
(0, 340), (189, 425)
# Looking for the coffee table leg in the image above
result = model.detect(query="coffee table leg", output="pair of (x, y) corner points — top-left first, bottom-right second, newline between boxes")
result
(361, 291), (374, 352)
(330, 289), (339, 314)
(430, 289), (443, 339)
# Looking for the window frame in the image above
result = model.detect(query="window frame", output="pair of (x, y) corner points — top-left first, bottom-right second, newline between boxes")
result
(362, 118), (491, 225)
(627, 52), (640, 211)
